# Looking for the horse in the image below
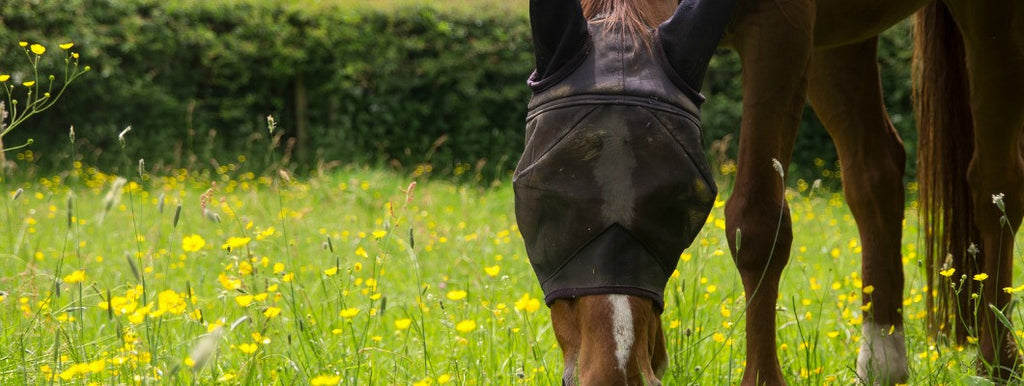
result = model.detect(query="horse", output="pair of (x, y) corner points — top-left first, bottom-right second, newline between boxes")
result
(546, 0), (1023, 384)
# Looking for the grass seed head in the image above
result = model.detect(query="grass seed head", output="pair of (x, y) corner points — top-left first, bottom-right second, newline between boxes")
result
(118, 126), (132, 148)
(772, 158), (785, 178)
(173, 203), (182, 228)
(125, 252), (141, 282)
(189, 327), (225, 372)
(203, 208), (221, 223)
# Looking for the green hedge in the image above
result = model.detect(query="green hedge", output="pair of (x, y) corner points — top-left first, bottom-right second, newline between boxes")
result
(0, 0), (915, 182)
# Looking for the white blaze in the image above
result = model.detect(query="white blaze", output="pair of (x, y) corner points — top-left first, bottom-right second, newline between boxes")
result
(609, 294), (635, 374)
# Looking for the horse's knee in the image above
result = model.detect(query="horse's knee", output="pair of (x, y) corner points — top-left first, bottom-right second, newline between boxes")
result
(724, 199), (793, 275)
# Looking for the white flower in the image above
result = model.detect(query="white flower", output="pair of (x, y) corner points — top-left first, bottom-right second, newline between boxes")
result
(992, 193), (1005, 212)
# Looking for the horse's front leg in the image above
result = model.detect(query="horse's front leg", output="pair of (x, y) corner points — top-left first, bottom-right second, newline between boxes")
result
(551, 295), (667, 385)
(726, 0), (814, 384)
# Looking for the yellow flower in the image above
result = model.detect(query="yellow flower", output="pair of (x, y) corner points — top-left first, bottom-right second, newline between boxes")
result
(863, 285), (875, 295)
(273, 262), (285, 274)
(22, 81), (35, 87)
(860, 302), (873, 311)
(355, 246), (368, 258)
(0, 74), (8, 82)
(353, 262), (363, 272)
(974, 273), (989, 282)
(394, 318), (412, 330)
(310, 375), (341, 386)
(29, 44), (45, 55)
(372, 230), (387, 239)
(217, 274), (241, 291)
(62, 270), (86, 284)
(339, 307), (360, 318)
(484, 265), (500, 277)
(256, 227), (276, 240)
(18, 41), (28, 47)
(1004, 285), (1024, 294)
(238, 343), (258, 354)
(59, 43), (74, 50)
(157, 290), (187, 314)
(455, 319), (476, 333)
(221, 236), (251, 250)
(514, 293), (541, 313)
(238, 261), (253, 275)
(128, 306), (150, 324)
(446, 290), (467, 301)
(264, 307), (281, 318)
(182, 234), (206, 252)
(324, 267), (339, 276)
(235, 294), (254, 307)
(438, 374), (452, 384)
(712, 333), (726, 343)
(939, 268), (956, 277)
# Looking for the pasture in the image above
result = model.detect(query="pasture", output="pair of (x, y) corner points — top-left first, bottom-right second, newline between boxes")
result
(2, 155), (1020, 384)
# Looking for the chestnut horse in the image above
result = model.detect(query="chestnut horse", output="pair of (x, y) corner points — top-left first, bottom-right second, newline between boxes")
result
(550, 0), (1023, 384)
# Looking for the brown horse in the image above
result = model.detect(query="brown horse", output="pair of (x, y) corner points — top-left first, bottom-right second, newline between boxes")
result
(549, 0), (1024, 384)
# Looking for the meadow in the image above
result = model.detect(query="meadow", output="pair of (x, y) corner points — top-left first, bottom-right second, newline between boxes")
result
(2, 143), (1022, 385)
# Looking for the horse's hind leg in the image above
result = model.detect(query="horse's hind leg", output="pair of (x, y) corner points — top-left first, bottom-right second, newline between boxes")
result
(946, 0), (1024, 378)
(807, 37), (909, 385)
(727, 0), (814, 383)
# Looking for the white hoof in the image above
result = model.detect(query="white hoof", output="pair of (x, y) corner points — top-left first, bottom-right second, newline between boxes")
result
(857, 322), (909, 385)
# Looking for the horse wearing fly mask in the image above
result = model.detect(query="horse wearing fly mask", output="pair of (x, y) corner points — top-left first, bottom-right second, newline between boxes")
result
(516, 0), (1024, 384)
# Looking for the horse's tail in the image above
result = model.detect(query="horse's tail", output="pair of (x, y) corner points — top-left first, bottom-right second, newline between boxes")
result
(914, 1), (978, 342)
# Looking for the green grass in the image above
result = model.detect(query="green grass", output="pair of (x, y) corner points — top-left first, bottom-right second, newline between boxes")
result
(1, 159), (1021, 384)
(164, 0), (527, 16)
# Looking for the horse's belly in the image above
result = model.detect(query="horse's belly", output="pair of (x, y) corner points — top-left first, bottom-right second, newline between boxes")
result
(813, 0), (931, 47)
(725, 0), (930, 48)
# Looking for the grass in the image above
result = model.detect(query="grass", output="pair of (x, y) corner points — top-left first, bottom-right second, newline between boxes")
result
(164, 0), (527, 16)
(1, 156), (1022, 384)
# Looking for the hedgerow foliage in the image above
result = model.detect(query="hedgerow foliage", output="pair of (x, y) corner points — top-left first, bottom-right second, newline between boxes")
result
(0, 0), (914, 181)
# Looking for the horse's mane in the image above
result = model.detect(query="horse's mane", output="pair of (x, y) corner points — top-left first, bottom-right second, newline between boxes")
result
(580, 0), (664, 49)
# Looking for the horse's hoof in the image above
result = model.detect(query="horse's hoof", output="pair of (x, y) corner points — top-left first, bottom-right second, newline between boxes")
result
(857, 323), (909, 385)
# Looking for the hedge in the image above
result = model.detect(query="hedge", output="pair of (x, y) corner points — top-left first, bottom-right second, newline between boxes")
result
(0, 0), (916, 183)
